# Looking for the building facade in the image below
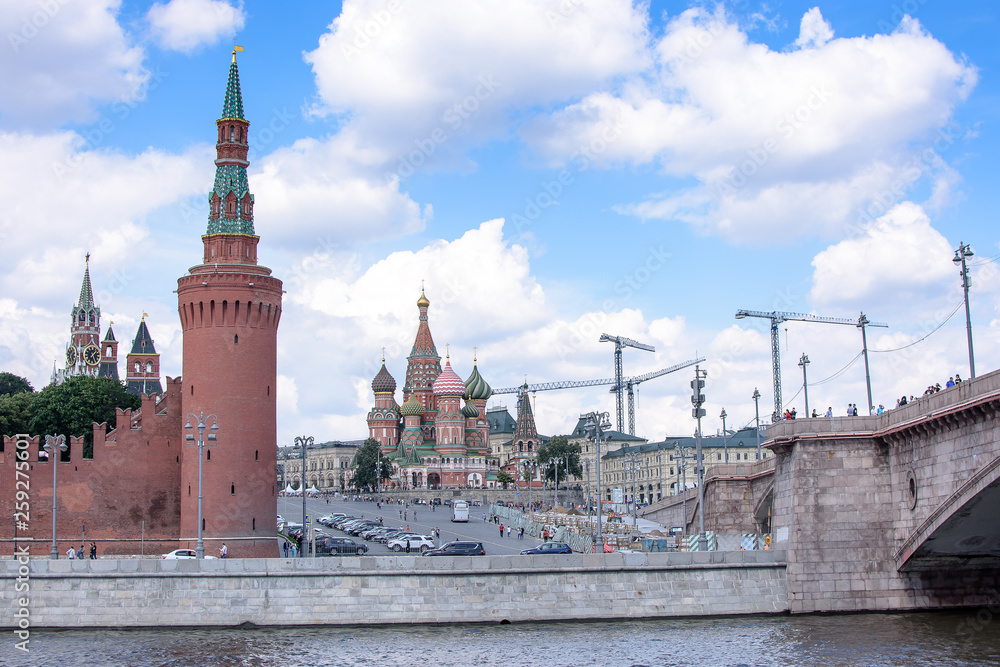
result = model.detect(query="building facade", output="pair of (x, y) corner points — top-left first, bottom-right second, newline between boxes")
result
(601, 427), (770, 506)
(278, 440), (362, 492)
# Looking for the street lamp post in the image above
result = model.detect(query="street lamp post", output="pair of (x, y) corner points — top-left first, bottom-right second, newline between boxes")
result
(752, 388), (762, 461)
(720, 408), (729, 464)
(43, 435), (67, 559)
(581, 411), (611, 552)
(691, 365), (708, 550)
(954, 242), (976, 379)
(624, 452), (640, 531)
(184, 413), (219, 559)
(549, 457), (563, 507)
(293, 435), (313, 558)
(798, 353), (810, 417)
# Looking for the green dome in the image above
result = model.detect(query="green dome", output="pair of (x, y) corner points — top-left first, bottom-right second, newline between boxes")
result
(465, 362), (492, 401)
(462, 401), (480, 419)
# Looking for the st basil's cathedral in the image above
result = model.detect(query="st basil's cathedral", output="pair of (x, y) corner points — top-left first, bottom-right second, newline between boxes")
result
(366, 289), (497, 489)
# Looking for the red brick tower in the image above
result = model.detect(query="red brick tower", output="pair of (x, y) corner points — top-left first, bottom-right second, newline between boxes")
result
(125, 317), (163, 396)
(177, 49), (282, 558)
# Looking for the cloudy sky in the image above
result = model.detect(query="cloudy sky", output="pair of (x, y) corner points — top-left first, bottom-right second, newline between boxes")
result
(2, 0), (998, 445)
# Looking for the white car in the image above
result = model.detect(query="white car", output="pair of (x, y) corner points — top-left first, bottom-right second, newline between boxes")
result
(162, 549), (217, 559)
(387, 535), (435, 552)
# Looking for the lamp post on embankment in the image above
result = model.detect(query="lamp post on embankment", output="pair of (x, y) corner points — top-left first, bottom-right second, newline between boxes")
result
(44, 435), (67, 559)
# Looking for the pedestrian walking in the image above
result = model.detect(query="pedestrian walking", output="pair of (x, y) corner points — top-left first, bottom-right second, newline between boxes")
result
(499, 524), (504, 538)
(519, 527), (524, 540)
(90, 542), (97, 559)
(405, 540), (411, 555)
(76, 546), (84, 560)
(283, 541), (289, 558)
(66, 547), (75, 560)
(220, 543), (228, 559)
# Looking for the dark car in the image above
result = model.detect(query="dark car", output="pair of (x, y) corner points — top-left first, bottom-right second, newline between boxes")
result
(317, 536), (368, 555)
(520, 542), (573, 555)
(422, 541), (486, 556)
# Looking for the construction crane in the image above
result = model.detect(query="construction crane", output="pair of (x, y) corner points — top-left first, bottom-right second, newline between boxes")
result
(493, 357), (704, 433)
(608, 357), (705, 435)
(599, 333), (655, 432)
(734, 310), (888, 418)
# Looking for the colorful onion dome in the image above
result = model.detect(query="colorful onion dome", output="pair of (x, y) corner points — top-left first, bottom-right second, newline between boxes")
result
(433, 359), (466, 396)
(372, 363), (396, 393)
(416, 288), (430, 308)
(462, 401), (480, 419)
(399, 395), (425, 416)
(465, 362), (492, 401)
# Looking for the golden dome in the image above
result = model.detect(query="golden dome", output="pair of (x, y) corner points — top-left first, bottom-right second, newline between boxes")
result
(416, 287), (430, 308)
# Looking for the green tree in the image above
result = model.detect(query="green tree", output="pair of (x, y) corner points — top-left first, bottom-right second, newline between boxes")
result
(536, 435), (582, 482)
(0, 372), (34, 396)
(495, 470), (514, 488)
(28, 376), (141, 458)
(352, 438), (393, 492)
(0, 391), (37, 438)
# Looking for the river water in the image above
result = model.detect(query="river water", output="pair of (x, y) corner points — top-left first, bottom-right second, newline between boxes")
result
(4, 611), (999, 667)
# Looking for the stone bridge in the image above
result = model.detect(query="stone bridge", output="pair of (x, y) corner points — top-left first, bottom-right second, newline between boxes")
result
(766, 368), (1000, 613)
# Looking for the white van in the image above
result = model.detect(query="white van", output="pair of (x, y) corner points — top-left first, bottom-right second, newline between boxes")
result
(451, 500), (469, 522)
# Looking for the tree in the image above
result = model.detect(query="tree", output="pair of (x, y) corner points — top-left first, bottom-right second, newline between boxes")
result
(536, 435), (582, 482)
(352, 438), (393, 492)
(0, 391), (37, 438)
(495, 470), (514, 488)
(28, 376), (141, 458)
(0, 372), (34, 396)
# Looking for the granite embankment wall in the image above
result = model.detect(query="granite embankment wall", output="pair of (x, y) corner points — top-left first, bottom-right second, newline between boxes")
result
(2, 551), (787, 628)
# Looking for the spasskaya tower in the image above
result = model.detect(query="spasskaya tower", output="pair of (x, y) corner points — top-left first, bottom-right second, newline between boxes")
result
(177, 48), (282, 558)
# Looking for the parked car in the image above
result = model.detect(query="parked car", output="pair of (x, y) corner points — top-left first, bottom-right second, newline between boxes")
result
(162, 549), (216, 560)
(520, 542), (573, 555)
(387, 535), (435, 552)
(317, 537), (368, 555)
(422, 541), (486, 556)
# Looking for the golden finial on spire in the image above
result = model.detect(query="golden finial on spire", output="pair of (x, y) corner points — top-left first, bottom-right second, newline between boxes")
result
(416, 282), (430, 308)
(381, 346), (386, 363)
(85, 252), (90, 265)
(232, 44), (244, 63)
(142, 312), (148, 321)
(473, 346), (477, 364)
(446, 343), (450, 360)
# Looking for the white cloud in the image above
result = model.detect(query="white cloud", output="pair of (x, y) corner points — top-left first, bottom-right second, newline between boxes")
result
(795, 7), (834, 49)
(251, 131), (428, 247)
(303, 0), (649, 167)
(0, 0), (147, 128)
(146, 0), (246, 53)
(523, 8), (977, 243)
(809, 202), (955, 313)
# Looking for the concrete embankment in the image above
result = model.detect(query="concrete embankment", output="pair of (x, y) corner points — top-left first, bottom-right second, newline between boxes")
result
(2, 551), (787, 628)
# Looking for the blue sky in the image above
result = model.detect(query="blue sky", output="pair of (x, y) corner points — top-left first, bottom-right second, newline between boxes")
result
(2, 0), (998, 445)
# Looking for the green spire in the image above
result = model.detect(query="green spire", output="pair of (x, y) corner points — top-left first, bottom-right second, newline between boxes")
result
(78, 253), (95, 309)
(221, 50), (245, 120)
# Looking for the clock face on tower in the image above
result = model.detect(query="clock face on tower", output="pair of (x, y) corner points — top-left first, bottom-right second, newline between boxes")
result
(65, 346), (77, 366)
(83, 344), (101, 366)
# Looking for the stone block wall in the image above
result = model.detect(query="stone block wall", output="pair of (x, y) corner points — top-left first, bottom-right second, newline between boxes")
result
(1, 552), (788, 628)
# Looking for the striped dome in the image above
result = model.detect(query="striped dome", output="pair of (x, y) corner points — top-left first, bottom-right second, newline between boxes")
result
(399, 395), (425, 416)
(461, 401), (480, 419)
(372, 363), (396, 393)
(433, 359), (466, 396)
(465, 363), (492, 401)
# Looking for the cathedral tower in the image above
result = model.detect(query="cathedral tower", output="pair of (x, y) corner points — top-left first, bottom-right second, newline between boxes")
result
(176, 49), (282, 558)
